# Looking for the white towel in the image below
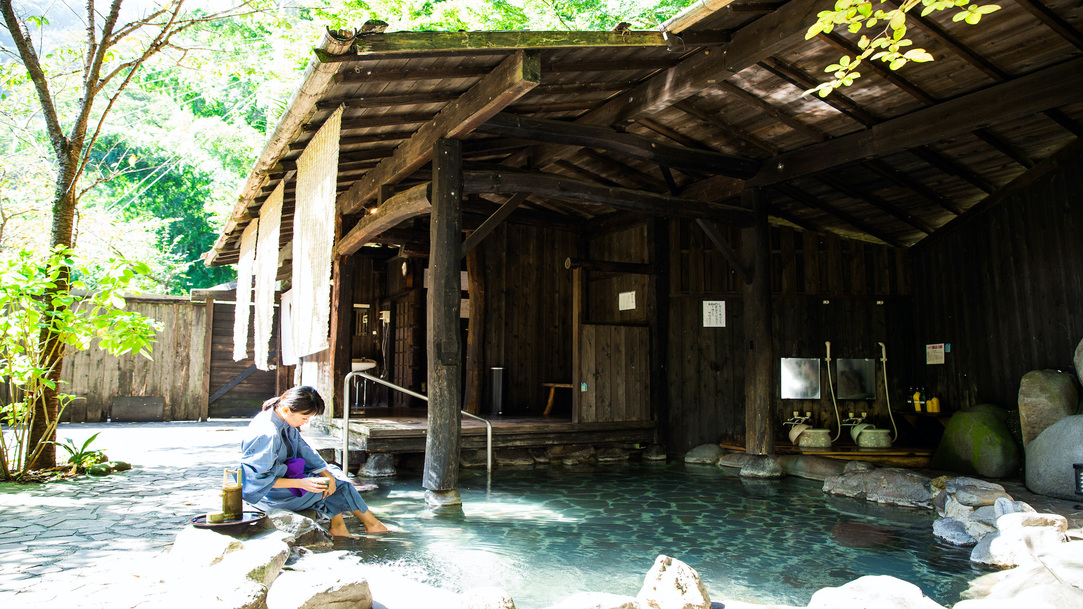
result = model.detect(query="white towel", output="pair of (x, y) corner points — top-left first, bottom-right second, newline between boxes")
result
(253, 182), (283, 370)
(279, 289), (297, 366)
(232, 218), (258, 361)
(292, 106), (342, 358)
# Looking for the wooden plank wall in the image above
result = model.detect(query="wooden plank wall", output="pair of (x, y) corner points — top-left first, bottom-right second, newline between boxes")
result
(478, 222), (578, 415)
(578, 324), (650, 422)
(207, 302), (278, 418)
(910, 149), (1083, 412)
(662, 221), (913, 452)
(61, 296), (205, 422)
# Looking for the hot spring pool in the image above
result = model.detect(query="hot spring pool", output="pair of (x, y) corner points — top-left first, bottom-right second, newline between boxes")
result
(346, 462), (980, 608)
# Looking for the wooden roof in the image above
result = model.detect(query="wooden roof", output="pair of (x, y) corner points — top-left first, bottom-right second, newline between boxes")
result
(206, 0), (1083, 267)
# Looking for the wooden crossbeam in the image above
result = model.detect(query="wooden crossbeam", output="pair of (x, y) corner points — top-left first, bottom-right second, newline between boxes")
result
(337, 51), (541, 216)
(462, 170), (755, 226)
(476, 113), (759, 178)
(750, 57), (1083, 187)
(336, 183), (431, 257)
(460, 192), (529, 257)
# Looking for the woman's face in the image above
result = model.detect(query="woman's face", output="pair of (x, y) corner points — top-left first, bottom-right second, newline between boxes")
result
(277, 406), (313, 428)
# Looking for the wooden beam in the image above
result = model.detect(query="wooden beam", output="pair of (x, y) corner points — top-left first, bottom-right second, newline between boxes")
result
(817, 175), (935, 235)
(750, 57), (1083, 187)
(772, 183), (902, 247)
(694, 219), (753, 284)
(336, 183), (431, 257)
(462, 170), (756, 226)
(460, 192), (528, 257)
(338, 50), (541, 215)
(476, 113), (759, 178)
(1013, 0), (1083, 52)
(322, 30), (731, 58)
(741, 187), (775, 455)
(423, 138), (464, 493)
(564, 257), (654, 274)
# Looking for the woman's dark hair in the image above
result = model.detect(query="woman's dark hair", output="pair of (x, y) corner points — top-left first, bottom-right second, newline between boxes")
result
(261, 386), (326, 415)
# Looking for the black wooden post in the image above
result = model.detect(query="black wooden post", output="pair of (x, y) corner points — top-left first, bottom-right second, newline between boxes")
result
(741, 187), (775, 455)
(647, 218), (670, 448)
(423, 138), (464, 496)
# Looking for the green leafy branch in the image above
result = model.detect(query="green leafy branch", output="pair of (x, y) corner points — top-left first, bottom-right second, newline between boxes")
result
(804, 0), (1001, 97)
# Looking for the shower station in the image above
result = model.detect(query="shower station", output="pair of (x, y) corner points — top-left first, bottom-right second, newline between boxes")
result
(781, 341), (899, 451)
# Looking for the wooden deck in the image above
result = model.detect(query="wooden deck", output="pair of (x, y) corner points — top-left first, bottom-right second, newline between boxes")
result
(727, 442), (935, 468)
(330, 408), (655, 454)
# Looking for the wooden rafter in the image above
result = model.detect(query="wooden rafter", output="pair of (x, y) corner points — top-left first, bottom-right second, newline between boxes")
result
(337, 183), (431, 257)
(817, 175), (934, 235)
(750, 57), (1083, 187)
(772, 184), (902, 247)
(1013, 0), (1083, 51)
(338, 50), (542, 216)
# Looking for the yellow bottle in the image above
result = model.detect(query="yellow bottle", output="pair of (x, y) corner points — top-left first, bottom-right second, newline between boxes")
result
(928, 397), (940, 414)
(913, 391), (922, 412)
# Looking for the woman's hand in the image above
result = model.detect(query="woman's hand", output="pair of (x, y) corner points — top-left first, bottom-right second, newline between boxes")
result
(297, 476), (329, 493)
(322, 475), (337, 498)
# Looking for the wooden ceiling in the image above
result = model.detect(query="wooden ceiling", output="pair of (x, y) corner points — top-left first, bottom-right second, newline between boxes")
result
(206, 0), (1083, 267)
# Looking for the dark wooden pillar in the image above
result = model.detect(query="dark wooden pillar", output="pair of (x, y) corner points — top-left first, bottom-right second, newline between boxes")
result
(464, 244), (485, 415)
(647, 218), (671, 447)
(330, 256), (356, 419)
(741, 187), (775, 455)
(424, 138), (463, 492)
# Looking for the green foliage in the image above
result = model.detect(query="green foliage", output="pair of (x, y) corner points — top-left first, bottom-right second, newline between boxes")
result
(805, 0), (1000, 97)
(0, 247), (162, 481)
(48, 433), (108, 472)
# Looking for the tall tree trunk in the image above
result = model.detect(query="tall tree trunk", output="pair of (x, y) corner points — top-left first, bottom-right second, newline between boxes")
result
(26, 153), (78, 471)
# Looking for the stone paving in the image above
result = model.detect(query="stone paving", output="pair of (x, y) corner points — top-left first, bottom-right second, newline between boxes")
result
(0, 420), (260, 607)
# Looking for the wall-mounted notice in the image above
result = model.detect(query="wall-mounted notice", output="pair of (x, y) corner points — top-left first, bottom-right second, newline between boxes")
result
(703, 301), (726, 327)
(618, 291), (636, 311)
(926, 343), (946, 365)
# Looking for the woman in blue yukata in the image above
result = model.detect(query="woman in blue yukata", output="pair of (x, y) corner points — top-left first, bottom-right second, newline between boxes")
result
(240, 386), (388, 536)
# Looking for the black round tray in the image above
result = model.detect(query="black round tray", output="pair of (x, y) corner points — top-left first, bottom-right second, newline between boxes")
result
(190, 510), (266, 529)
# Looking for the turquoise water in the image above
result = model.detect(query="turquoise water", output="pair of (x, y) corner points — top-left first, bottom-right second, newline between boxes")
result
(348, 463), (980, 608)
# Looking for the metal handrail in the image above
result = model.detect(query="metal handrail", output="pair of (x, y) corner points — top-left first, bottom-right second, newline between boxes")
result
(342, 370), (492, 477)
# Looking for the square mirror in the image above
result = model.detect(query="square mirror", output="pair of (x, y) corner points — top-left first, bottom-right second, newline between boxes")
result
(836, 358), (876, 399)
(780, 358), (821, 399)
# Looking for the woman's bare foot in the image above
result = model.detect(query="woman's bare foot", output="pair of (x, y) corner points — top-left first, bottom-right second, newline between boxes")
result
(365, 520), (389, 533)
(354, 509), (389, 533)
(329, 514), (354, 537)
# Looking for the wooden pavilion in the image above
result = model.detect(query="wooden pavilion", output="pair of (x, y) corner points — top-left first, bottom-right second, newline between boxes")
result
(206, 0), (1083, 493)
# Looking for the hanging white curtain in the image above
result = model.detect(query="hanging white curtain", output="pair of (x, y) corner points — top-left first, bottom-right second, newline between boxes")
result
(232, 218), (259, 361)
(253, 181), (283, 370)
(279, 289), (297, 367)
(292, 106), (342, 358)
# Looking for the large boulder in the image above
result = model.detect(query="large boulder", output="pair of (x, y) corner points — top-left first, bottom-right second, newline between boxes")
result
(805, 575), (945, 609)
(460, 587), (516, 609)
(1018, 370), (1079, 447)
(636, 555), (711, 609)
(1025, 415), (1083, 500)
(266, 509), (333, 550)
(739, 455), (784, 479)
(931, 406), (1020, 478)
(776, 454), (847, 481)
(684, 444), (723, 465)
(543, 592), (639, 609)
(969, 512), (1069, 568)
(957, 540), (1083, 608)
(360, 452), (396, 477)
(822, 468), (934, 508)
(266, 552), (372, 609)
(1075, 337), (1083, 387)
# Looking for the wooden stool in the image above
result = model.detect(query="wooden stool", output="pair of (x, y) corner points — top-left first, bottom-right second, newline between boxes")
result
(542, 383), (574, 416)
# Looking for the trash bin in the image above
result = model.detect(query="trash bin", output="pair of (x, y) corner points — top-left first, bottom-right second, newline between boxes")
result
(489, 367), (504, 416)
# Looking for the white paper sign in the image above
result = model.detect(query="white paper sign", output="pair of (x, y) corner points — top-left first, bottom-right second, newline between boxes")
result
(926, 343), (946, 365)
(618, 291), (636, 311)
(703, 301), (726, 327)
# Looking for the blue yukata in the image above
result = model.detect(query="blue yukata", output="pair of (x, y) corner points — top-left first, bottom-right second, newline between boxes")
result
(240, 408), (370, 517)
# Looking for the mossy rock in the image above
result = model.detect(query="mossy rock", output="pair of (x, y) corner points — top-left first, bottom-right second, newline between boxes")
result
(86, 464), (113, 476)
(932, 407), (1020, 478)
(106, 461), (132, 472)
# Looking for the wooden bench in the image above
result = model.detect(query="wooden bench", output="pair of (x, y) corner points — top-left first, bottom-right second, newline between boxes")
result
(541, 383), (574, 416)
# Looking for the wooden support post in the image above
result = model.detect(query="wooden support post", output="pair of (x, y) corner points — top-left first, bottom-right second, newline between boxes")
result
(201, 298), (214, 421)
(741, 187), (775, 455)
(423, 138), (464, 492)
(330, 256), (356, 419)
(571, 267), (583, 424)
(647, 218), (670, 447)
(465, 244), (485, 415)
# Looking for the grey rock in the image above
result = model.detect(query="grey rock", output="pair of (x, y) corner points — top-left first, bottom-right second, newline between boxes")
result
(954, 484), (1012, 508)
(776, 454), (847, 481)
(529, 447), (550, 464)
(543, 592), (639, 609)
(993, 496), (1035, 519)
(425, 489), (463, 508)
(215, 535), (290, 588)
(461, 449), (490, 469)
(683, 444), (723, 465)
(717, 453), (759, 470)
(1076, 337), (1083, 388)
(932, 517), (976, 546)
(267, 510), (333, 550)
(739, 455), (784, 479)
(642, 444), (667, 462)
(931, 408), (1020, 478)
(1019, 369), (1079, 447)
(822, 468), (934, 508)
(1025, 415), (1083, 500)
(842, 460), (875, 473)
(970, 513), (1069, 568)
(970, 505), (999, 527)
(636, 555), (711, 609)
(266, 568), (372, 609)
(494, 449), (535, 467)
(597, 447), (632, 463)
(953, 553), (1083, 609)
(933, 490), (948, 514)
(360, 452), (396, 477)
(561, 446), (597, 466)
(806, 575), (946, 609)
(460, 587), (516, 609)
